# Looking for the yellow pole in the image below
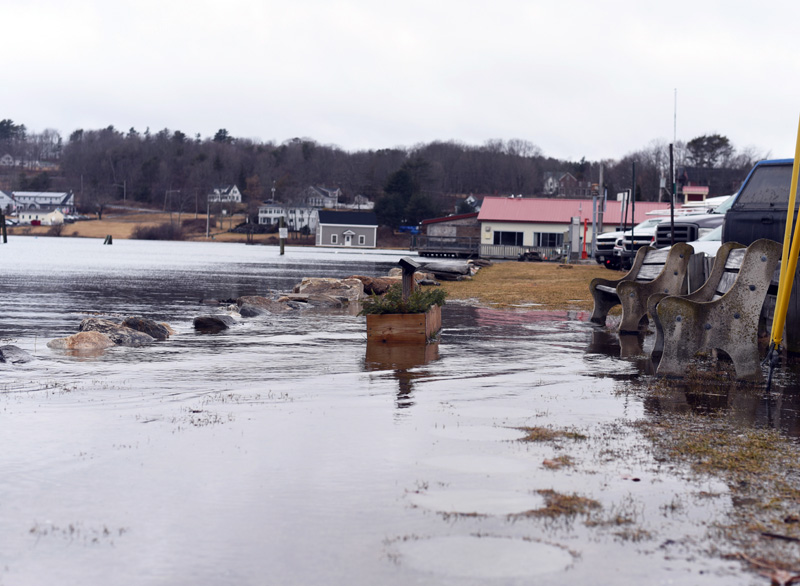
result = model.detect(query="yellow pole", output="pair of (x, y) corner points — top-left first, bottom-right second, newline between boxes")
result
(770, 114), (800, 347)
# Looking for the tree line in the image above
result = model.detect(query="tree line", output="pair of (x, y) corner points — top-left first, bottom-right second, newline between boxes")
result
(0, 118), (766, 227)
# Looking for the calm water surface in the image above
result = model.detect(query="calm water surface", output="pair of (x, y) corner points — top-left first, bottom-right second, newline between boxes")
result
(1, 236), (797, 585)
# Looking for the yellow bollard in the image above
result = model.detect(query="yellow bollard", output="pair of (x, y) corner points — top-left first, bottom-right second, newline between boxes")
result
(770, 116), (800, 349)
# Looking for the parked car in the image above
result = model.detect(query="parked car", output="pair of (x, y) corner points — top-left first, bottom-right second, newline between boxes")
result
(722, 159), (796, 246)
(595, 217), (664, 270)
(653, 195), (734, 249)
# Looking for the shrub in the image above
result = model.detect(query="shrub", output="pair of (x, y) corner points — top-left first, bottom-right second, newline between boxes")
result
(359, 283), (446, 315)
(47, 223), (65, 237)
(131, 222), (184, 240)
(182, 218), (213, 233)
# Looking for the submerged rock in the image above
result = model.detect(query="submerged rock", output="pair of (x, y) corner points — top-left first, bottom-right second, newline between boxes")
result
(47, 331), (116, 351)
(193, 315), (237, 333)
(236, 295), (292, 317)
(0, 345), (33, 364)
(121, 316), (171, 340)
(79, 318), (155, 347)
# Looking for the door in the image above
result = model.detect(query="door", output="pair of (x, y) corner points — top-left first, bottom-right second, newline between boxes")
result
(344, 234), (352, 246)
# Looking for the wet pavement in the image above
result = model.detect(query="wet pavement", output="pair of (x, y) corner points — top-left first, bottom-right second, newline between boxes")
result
(1, 236), (798, 585)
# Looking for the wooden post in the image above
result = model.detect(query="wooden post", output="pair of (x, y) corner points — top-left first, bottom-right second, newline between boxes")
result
(398, 257), (421, 301)
(279, 216), (286, 256)
(1, 213), (6, 244)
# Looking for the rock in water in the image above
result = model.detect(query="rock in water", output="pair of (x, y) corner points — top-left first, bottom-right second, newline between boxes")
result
(292, 278), (365, 302)
(121, 316), (171, 340)
(193, 315), (237, 333)
(78, 318), (155, 347)
(347, 275), (401, 295)
(47, 331), (116, 351)
(0, 345), (34, 364)
(236, 296), (291, 317)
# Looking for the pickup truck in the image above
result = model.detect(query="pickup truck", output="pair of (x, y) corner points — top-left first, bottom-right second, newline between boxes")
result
(595, 217), (664, 270)
(610, 218), (665, 270)
(653, 196), (733, 249)
(722, 159), (797, 246)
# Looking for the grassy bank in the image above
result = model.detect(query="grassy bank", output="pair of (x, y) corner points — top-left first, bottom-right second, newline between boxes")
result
(440, 261), (611, 311)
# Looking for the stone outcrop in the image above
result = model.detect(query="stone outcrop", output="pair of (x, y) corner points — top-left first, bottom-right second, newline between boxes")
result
(47, 331), (116, 351)
(79, 318), (155, 347)
(0, 345), (33, 364)
(193, 315), (237, 333)
(121, 316), (171, 340)
(292, 277), (365, 303)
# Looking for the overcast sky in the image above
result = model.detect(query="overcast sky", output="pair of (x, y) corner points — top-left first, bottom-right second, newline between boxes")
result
(5, 0), (800, 161)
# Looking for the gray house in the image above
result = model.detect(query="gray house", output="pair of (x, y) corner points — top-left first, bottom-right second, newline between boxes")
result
(316, 210), (378, 248)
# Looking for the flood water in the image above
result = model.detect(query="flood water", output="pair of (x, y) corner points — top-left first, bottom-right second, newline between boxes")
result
(2, 236), (799, 585)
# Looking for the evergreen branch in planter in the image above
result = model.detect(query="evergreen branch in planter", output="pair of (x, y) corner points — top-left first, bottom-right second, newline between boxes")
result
(359, 284), (446, 316)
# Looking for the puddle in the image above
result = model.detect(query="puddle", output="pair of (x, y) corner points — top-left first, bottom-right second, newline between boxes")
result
(407, 489), (545, 516)
(396, 535), (573, 580)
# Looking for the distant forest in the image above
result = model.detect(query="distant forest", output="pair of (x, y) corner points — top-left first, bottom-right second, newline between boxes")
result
(0, 119), (766, 227)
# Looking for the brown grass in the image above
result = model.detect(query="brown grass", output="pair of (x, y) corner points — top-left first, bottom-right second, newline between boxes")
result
(440, 262), (613, 311)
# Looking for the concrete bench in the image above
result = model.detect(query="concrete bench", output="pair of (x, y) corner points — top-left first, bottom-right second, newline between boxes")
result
(654, 238), (781, 380)
(589, 243), (694, 333)
(647, 242), (745, 356)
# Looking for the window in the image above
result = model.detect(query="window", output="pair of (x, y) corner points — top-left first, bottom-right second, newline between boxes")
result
(331, 234), (338, 244)
(533, 232), (563, 247)
(493, 231), (524, 246)
(358, 235), (366, 245)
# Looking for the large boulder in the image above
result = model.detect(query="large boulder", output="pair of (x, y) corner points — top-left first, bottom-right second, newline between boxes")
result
(236, 296), (292, 317)
(0, 345), (33, 364)
(347, 275), (401, 295)
(47, 331), (115, 351)
(121, 316), (171, 340)
(292, 278), (365, 303)
(79, 318), (155, 347)
(193, 314), (237, 333)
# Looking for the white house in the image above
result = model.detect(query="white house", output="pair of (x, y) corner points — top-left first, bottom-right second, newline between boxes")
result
(11, 191), (75, 214)
(18, 208), (65, 225)
(257, 202), (319, 232)
(208, 185), (242, 203)
(0, 190), (15, 213)
(305, 186), (340, 208)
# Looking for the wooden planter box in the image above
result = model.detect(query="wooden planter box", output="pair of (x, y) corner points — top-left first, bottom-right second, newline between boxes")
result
(366, 305), (442, 344)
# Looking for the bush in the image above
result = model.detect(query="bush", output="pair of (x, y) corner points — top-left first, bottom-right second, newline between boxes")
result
(359, 283), (446, 315)
(182, 218), (214, 233)
(131, 222), (184, 240)
(47, 223), (65, 237)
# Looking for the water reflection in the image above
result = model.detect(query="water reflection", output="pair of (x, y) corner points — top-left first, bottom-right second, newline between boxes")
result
(585, 329), (657, 376)
(363, 342), (440, 409)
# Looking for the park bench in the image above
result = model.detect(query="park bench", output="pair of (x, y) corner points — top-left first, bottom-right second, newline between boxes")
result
(653, 238), (781, 380)
(589, 242), (694, 333)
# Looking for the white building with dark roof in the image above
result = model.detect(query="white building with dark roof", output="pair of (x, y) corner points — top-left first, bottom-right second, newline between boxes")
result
(11, 191), (75, 213)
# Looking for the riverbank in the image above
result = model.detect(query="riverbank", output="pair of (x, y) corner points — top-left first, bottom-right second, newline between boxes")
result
(440, 260), (610, 311)
(4, 210), (412, 247)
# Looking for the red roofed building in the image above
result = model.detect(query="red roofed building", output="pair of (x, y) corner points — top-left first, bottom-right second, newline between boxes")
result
(477, 196), (671, 259)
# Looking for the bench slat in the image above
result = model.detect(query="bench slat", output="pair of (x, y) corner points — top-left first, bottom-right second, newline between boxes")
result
(724, 248), (745, 270)
(642, 249), (670, 263)
(636, 265), (663, 281)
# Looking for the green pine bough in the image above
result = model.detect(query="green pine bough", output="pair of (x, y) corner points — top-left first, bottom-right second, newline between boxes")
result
(359, 284), (446, 316)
